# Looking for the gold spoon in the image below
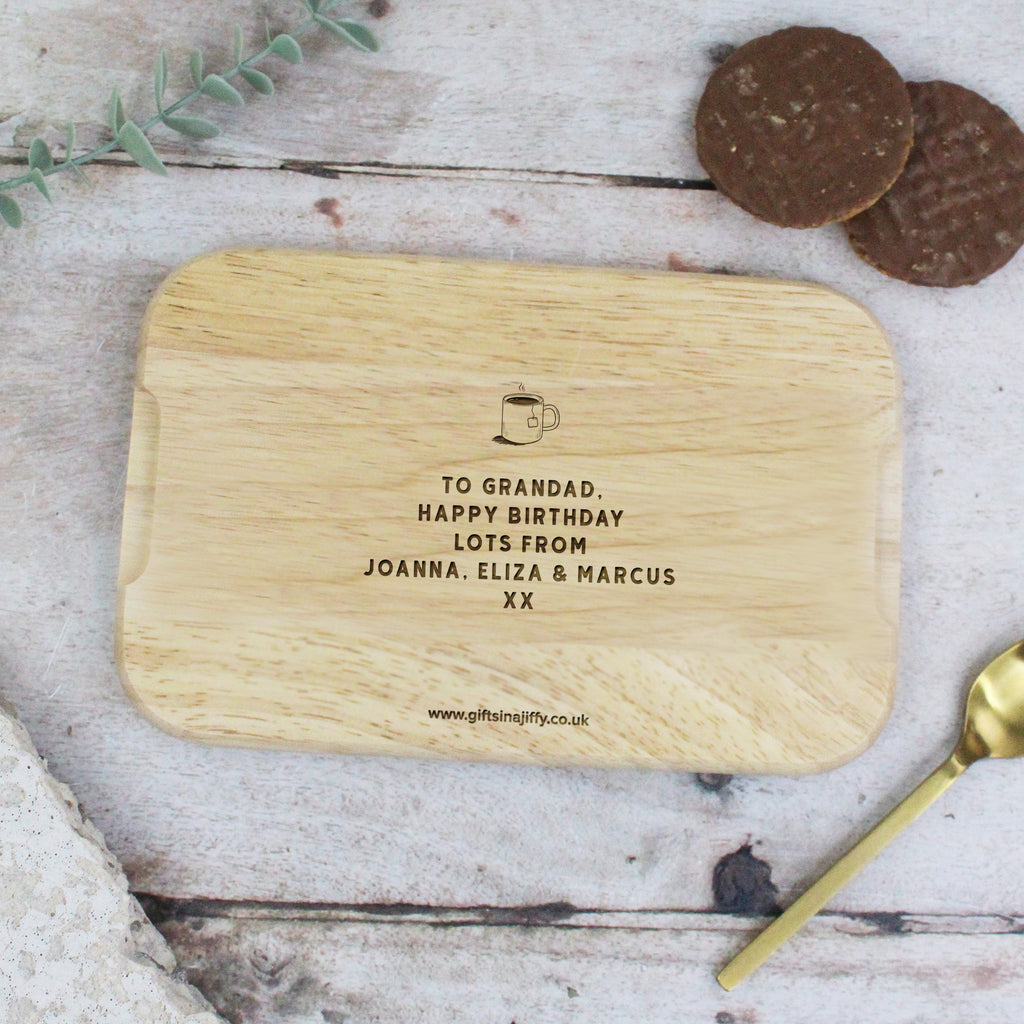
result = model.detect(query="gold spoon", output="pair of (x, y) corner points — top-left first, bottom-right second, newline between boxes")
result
(717, 638), (1024, 990)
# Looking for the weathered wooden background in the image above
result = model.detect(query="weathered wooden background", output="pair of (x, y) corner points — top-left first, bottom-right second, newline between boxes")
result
(4, 1), (1024, 1020)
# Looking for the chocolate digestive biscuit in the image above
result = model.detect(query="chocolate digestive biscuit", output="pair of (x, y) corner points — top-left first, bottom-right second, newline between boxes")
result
(696, 26), (914, 228)
(845, 80), (1024, 287)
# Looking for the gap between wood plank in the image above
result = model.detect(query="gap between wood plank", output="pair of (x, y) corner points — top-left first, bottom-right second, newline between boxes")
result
(280, 161), (718, 191)
(135, 895), (1024, 937)
(0, 151), (718, 190)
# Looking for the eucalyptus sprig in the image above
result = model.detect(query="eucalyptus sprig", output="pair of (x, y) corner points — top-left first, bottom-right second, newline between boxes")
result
(0, 0), (379, 230)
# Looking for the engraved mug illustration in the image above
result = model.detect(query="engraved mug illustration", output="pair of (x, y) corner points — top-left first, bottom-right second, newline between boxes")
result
(500, 392), (560, 445)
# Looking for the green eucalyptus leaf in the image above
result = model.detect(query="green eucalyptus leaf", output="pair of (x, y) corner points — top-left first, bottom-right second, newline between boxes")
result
(108, 87), (126, 134)
(30, 167), (52, 202)
(201, 73), (245, 106)
(64, 122), (76, 160)
(28, 137), (54, 171)
(154, 49), (168, 108)
(0, 194), (24, 228)
(336, 19), (380, 52)
(240, 67), (275, 96)
(269, 33), (303, 63)
(189, 50), (204, 89)
(117, 120), (168, 176)
(314, 14), (380, 52)
(233, 23), (244, 64)
(162, 114), (222, 140)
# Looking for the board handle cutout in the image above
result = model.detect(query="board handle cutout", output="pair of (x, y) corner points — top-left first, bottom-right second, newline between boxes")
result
(874, 429), (902, 628)
(119, 388), (161, 586)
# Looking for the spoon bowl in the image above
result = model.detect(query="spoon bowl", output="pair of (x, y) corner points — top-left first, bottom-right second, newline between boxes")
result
(718, 638), (1024, 990)
(959, 640), (1024, 762)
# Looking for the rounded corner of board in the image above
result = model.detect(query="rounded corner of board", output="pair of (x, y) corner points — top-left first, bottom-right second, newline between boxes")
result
(801, 677), (898, 777)
(801, 280), (899, 358)
(159, 247), (246, 285)
(114, 650), (191, 746)
(139, 249), (251, 335)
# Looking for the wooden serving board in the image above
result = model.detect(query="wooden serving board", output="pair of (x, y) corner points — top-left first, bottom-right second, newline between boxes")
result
(118, 250), (900, 773)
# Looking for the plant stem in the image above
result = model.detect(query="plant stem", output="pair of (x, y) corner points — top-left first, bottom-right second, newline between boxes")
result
(0, 12), (323, 194)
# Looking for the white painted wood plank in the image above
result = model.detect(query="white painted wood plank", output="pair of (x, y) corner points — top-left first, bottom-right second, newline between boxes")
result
(4, 163), (1024, 918)
(152, 911), (1024, 1023)
(5, 3), (1024, 1018)
(2, 1), (1023, 177)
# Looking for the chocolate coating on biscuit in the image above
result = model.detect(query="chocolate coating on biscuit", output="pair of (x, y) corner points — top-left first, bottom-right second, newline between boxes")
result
(845, 81), (1024, 286)
(696, 26), (913, 228)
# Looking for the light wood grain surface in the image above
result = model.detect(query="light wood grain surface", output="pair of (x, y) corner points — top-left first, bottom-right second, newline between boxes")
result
(120, 251), (898, 771)
(4, 1), (1024, 1020)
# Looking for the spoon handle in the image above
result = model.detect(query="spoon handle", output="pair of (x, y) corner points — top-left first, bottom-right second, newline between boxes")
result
(716, 750), (969, 990)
